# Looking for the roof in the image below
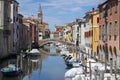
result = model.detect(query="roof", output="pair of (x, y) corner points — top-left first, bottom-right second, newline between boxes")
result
(42, 22), (48, 25)
(38, 27), (44, 31)
(84, 9), (99, 18)
(98, 0), (108, 8)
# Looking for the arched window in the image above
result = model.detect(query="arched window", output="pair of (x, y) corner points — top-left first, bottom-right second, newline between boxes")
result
(113, 47), (117, 57)
(109, 46), (112, 55)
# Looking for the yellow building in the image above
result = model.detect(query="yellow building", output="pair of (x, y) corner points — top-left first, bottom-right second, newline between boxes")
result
(66, 25), (72, 42)
(89, 9), (99, 54)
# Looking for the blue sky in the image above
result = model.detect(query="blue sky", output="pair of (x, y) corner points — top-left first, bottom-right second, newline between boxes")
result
(17, 0), (105, 31)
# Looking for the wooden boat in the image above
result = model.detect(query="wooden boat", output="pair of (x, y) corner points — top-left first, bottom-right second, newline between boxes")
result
(1, 64), (22, 76)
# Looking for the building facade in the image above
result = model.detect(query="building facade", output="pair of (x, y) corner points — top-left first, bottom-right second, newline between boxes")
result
(84, 12), (91, 57)
(71, 20), (79, 45)
(0, 0), (12, 58)
(17, 14), (24, 52)
(89, 9), (99, 58)
(55, 26), (64, 40)
(66, 24), (72, 42)
(10, 0), (19, 53)
(98, 0), (120, 68)
(37, 4), (50, 40)
(78, 19), (86, 52)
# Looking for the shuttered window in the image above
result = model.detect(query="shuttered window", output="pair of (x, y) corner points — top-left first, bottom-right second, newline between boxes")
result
(102, 25), (104, 40)
(114, 21), (117, 35)
(102, 25), (104, 36)
(109, 23), (112, 35)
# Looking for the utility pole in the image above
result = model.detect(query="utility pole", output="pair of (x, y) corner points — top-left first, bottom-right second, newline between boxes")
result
(89, 61), (92, 80)
(104, 4), (108, 72)
(110, 58), (113, 75)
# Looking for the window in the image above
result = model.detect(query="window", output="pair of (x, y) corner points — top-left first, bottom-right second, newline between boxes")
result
(84, 23), (86, 27)
(16, 6), (18, 12)
(109, 23), (112, 40)
(110, 4), (112, 15)
(99, 26), (101, 40)
(115, 2), (117, 13)
(109, 23), (112, 35)
(114, 21), (117, 35)
(114, 21), (117, 40)
(97, 17), (99, 23)
(16, 17), (18, 22)
(102, 25), (104, 35)
(102, 25), (104, 40)
(14, 16), (15, 22)
(106, 23), (108, 41)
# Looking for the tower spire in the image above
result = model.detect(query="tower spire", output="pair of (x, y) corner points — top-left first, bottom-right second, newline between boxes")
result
(38, 4), (42, 14)
(38, 3), (43, 23)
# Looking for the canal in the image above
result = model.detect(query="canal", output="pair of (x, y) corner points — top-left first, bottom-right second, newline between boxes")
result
(0, 45), (67, 80)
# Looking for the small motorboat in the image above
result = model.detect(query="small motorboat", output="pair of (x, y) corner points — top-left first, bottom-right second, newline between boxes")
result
(65, 62), (73, 69)
(28, 48), (40, 56)
(28, 49), (40, 60)
(1, 64), (22, 76)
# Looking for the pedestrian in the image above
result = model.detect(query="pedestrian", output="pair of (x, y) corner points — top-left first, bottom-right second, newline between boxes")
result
(26, 49), (29, 54)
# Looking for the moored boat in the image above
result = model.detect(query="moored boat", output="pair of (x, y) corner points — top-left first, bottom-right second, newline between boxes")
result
(28, 48), (40, 56)
(1, 64), (22, 76)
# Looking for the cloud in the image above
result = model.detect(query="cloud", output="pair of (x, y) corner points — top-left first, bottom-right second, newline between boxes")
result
(17, 0), (106, 31)
(44, 16), (65, 31)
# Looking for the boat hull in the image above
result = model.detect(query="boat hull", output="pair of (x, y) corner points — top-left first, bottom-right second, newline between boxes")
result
(65, 62), (73, 68)
(1, 68), (22, 76)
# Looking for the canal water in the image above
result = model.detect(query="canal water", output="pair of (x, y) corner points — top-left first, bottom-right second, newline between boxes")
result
(0, 47), (67, 80)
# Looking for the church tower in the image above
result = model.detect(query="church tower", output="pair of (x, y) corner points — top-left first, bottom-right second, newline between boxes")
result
(38, 4), (43, 24)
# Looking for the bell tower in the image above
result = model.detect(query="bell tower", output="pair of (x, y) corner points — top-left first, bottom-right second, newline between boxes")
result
(38, 4), (43, 24)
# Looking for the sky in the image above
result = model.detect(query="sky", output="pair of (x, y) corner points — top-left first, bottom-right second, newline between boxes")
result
(17, 0), (105, 31)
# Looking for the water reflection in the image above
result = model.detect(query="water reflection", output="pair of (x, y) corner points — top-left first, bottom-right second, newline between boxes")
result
(0, 47), (66, 80)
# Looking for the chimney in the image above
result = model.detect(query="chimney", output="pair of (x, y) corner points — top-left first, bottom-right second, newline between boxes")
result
(92, 8), (94, 12)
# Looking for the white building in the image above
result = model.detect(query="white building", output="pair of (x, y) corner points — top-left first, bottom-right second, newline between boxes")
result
(71, 20), (79, 45)
(50, 32), (54, 39)
(84, 13), (91, 57)
(38, 31), (43, 40)
(78, 19), (86, 51)
(63, 26), (67, 41)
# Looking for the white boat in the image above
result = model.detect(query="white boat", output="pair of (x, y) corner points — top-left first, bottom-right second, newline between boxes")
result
(29, 48), (40, 56)
(1, 64), (22, 76)
(65, 67), (83, 78)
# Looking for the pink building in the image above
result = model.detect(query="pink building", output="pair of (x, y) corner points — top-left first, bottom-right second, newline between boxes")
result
(98, 0), (120, 68)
